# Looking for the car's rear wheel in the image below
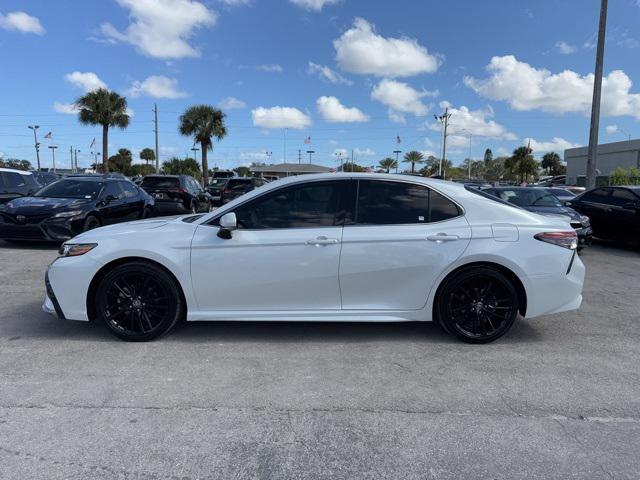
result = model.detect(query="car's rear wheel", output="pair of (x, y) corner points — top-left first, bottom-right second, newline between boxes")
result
(95, 262), (183, 341)
(142, 207), (153, 219)
(83, 215), (101, 232)
(436, 266), (519, 344)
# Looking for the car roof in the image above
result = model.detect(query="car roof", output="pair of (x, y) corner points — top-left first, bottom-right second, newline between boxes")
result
(0, 168), (33, 175)
(143, 174), (181, 179)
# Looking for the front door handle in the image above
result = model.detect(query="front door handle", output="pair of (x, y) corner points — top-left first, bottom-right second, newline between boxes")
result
(427, 233), (459, 243)
(306, 236), (339, 246)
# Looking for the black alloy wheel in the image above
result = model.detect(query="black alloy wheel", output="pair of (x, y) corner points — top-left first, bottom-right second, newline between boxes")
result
(83, 215), (101, 232)
(437, 266), (519, 344)
(96, 262), (183, 341)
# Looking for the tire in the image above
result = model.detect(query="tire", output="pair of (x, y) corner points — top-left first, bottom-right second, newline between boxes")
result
(436, 266), (519, 344)
(83, 215), (101, 232)
(142, 207), (153, 219)
(95, 261), (184, 342)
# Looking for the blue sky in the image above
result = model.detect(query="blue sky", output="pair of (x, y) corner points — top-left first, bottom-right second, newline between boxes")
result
(1, 0), (640, 171)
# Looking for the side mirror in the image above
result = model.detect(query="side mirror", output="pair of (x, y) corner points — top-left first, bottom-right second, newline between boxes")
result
(217, 212), (237, 239)
(101, 194), (117, 205)
(564, 201), (573, 207)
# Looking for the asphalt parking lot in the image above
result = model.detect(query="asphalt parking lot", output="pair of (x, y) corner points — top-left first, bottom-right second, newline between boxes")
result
(0, 241), (639, 479)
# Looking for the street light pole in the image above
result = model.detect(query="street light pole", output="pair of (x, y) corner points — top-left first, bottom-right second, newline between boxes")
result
(74, 149), (80, 173)
(393, 150), (402, 173)
(28, 125), (41, 170)
(306, 150), (315, 164)
(48, 145), (58, 173)
(191, 147), (199, 163)
(586, 0), (608, 189)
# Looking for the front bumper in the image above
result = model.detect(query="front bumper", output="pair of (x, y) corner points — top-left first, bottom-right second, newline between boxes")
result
(43, 269), (66, 319)
(0, 214), (83, 242)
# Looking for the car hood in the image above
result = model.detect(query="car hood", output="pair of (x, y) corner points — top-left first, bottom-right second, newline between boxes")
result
(0, 196), (93, 215)
(70, 216), (180, 243)
(523, 206), (581, 221)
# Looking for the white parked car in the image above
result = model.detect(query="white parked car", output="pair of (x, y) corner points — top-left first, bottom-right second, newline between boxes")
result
(43, 173), (585, 343)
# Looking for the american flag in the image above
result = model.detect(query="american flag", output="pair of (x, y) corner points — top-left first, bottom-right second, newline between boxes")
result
(304, 136), (311, 144)
(89, 138), (96, 148)
(44, 131), (52, 139)
(396, 135), (401, 144)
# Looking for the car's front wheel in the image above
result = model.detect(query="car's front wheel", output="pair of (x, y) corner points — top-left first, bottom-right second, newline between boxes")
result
(95, 262), (183, 341)
(436, 266), (519, 344)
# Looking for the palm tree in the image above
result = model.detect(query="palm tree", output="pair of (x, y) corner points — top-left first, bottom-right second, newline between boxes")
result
(140, 147), (155, 169)
(541, 152), (561, 175)
(75, 88), (130, 173)
(378, 157), (397, 173)
(403, 150), (424, 173)
(179, 105), (227, 186)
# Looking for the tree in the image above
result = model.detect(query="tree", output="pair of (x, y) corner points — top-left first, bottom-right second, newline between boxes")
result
(233, 166), (251, 177)
(342, 163), (365, 172)
(162, 157), (202, 179)
(2, 158), (31, 171)
(129, 163), (156, 177)
(541, 152), (561, 175)
(483, 148), (493, 164)
(378, 157), (397, 173)
(75, 88), (130, 173)
(516, 155), (539, 183)
(403, 150), (424, 173)
(484, 158), (506, 182)
(461, 158), (485, 179)
(108, 148), (133, 173)
(179, 105), (227, 186)
(420, 155), (440, 176)
(140, 148), (155, 168)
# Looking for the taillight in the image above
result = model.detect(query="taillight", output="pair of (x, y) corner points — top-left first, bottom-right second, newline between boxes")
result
(534, 231), (578, 250)
(168, 187), (187, 194)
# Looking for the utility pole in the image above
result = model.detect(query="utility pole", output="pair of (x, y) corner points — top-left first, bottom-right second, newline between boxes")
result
(28, 125), (41, 170)
(298, 149), (302, 164)
(69, 147), (74, 173)
(153, 103), (160, 173)
(48, 145), (58, 173)
(74, 149), (80, 173)
(307, 150), (315, 163)
(586, 0), (608, 189)
(435, 108), (452, 177)
(283, 128), (288, 163)
(393, 150), (402, 174)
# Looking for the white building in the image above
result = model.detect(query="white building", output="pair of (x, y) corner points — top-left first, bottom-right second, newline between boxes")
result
(565, 139), (640, 185)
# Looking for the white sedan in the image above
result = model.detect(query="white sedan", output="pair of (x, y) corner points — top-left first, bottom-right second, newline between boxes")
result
(43, 173), (585, 343)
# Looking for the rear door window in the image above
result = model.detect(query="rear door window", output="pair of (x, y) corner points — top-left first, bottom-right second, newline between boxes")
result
(609, 188), (637, 207)
(3, 172), (27, 188)
(141, 177), (180, 189)
(580, 188), (611, 204)
(119, 181), (139, 199)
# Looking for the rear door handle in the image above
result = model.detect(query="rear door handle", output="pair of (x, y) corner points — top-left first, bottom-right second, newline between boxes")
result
(306, 236), (339, 246)
(427, 233), (459, 243)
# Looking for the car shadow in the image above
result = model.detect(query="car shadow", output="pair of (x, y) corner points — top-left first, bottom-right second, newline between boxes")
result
(586, 238), (640, 256)
(0, 240), (59, 250)
(5, 301), (542, 345)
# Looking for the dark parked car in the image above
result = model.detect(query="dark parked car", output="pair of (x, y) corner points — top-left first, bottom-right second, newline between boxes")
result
(0, 176), (154, 242)
(483, 186), (592, 249)
(220, 177), (265, 204)
(32, 171), (61, 187)
(567, 186), (640, 244)
(538, 187), (576, 203)
(140, 175), (211, 215)
(206, 177), (230, 206)
(0, 168), (41, 204)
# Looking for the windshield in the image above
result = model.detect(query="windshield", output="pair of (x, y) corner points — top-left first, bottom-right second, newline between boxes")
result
(141, 177), (180, 189)
(34, 179), (103, 199)
(492, 189), (562, 207)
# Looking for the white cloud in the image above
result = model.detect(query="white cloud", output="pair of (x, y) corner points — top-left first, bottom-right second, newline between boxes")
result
(354, 148), (376, 157)
(0, 11), (45, 35)
(239, 151), (270, 161)
(371, 79), (430, 122)
(289, 0), (340, 12)
(334, 18), (440, 77)
(427, 102), (516, 141)
(218, 96), (246, 109)
(252, 106), (311, 129)
(316, 96), (368, 123)
(523, 137), (579, 157)
(101, 0), (217, 59)
(53, 102), (79, 115)
(464, 55), (640, 119)
(555, 41), (576, 54)
(256, 64), (283, 73)
(606, 125), (619, 134)
(217, 0), (250, 5)
(64, 71), (107, 92)
(127, 75), (187, 98)
(307, 62), (352, 85)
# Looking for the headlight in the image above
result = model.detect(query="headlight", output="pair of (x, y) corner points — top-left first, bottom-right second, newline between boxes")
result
(52, 210), (84, 219)
(580, 215), (590, 226)
(58, 243), (97, 257)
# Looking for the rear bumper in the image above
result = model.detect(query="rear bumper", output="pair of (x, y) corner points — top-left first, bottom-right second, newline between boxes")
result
(154, 200), (190, 214)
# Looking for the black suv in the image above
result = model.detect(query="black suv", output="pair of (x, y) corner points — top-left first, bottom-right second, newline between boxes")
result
(0, 168), (41, 204)
(0, 176), (154, 242)
(567, 186), (640, 244)
(220, 177), (265, 204)
(140, 175), (212, 215)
